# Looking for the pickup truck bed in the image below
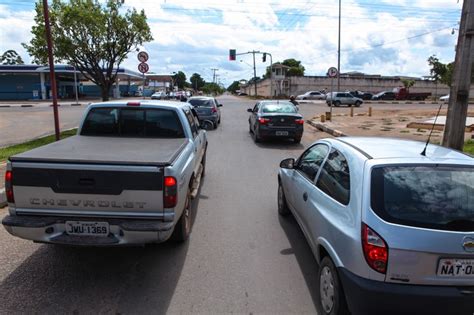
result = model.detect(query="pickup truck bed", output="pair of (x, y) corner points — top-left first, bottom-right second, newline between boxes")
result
(10, 136), (189, 166)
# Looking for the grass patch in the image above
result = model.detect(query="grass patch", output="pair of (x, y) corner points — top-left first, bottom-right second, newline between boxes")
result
(0, 129), (77, 162)
(464, 140), (474, 155)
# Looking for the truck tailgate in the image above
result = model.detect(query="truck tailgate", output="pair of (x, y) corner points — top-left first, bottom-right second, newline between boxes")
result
(11, 162), (165, 218)
(10, 136), (189, 166)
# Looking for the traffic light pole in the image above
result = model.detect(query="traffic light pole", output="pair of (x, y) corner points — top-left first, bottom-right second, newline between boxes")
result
(233, 50), (273, 98)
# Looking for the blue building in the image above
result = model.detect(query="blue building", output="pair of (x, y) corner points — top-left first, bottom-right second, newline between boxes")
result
(0, 64), (144, 100)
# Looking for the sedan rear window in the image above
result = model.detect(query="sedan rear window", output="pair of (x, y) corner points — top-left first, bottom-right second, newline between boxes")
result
(81, 107), (185, 138)
(261, 104), (297, 113)
(188, 99), (213, 107)
(371, 165), (474, 231)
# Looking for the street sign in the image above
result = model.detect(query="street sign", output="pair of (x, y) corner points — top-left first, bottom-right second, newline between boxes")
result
(138, 62), (149, 73)
(137, 51), (149, 63)
(328, 67), (338, 78)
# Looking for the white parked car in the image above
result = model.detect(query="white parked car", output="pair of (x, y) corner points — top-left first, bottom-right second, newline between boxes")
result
(296, 91), (326, 100)
(440, 94), (449, 102)
(151, 91), (165, 99)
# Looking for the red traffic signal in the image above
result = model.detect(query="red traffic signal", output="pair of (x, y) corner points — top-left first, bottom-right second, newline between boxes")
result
(229, 49), (236, 61)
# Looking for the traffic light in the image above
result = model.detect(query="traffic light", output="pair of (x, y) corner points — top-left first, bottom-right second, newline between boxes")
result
(262, 53), (266, 62)
(229, 49), (236, 61)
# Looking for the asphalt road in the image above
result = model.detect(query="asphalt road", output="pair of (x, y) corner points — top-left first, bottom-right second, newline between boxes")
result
(0, 96), (463, 314)
(0, 95), (325, 314)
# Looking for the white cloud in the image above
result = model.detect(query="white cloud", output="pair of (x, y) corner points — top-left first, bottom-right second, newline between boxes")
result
(0, 0), (462, 86)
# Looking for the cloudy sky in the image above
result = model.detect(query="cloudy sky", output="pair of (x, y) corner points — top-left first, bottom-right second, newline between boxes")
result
(0, 0), (462, 86)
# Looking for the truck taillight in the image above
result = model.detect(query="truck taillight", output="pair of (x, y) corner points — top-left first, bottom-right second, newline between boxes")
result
(362, 223), (388, 274)
(258, 118), (270, 124)
(5, 170), (14, 203)
(164, 176), (177, 208)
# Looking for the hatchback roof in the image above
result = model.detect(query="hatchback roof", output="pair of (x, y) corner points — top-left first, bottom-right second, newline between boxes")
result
(333, 137), (472, 161)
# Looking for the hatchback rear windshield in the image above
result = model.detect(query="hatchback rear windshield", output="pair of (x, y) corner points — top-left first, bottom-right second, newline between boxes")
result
(81, 107), (185, 138)
(261, 103), (297, 113)
(188, 99), (213, 107)
(371, 165), (474, 231)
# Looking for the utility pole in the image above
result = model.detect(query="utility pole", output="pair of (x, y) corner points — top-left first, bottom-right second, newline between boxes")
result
(252, 51), (257, 97)
(43, 0), (60, 141)
(442, 0), (474, 150)
(211, 68), (219, 83)
(337, 0), (341, 91)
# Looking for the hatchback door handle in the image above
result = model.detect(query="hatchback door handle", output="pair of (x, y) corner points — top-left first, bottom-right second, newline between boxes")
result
(303, 192), (308, 201)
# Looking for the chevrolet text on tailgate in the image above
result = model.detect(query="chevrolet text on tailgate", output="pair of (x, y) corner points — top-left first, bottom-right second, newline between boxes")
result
(2, 100), (207, 245)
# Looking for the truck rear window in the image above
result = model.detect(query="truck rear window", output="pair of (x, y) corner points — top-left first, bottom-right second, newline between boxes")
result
(81, 108), (185, 138)
(371, 165), (474, 231)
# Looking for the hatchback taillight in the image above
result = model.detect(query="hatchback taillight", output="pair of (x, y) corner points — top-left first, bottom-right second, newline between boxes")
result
(5, 170), (14, 203)
(211, 107), (217, 113)
(258, 118), (270, 124)
(164, 176), (177, 208)
(362, 223), (388, 274)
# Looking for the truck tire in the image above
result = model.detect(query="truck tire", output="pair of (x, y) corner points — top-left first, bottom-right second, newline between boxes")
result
(201, 149), (207, 177)
(172, 190), (192, 242)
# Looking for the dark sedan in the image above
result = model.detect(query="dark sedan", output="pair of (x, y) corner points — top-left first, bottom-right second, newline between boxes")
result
(372, 91), (396, 100)
(248, 101), (304, 143)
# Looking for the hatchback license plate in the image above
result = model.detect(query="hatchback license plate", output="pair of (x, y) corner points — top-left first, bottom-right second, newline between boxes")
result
(65, 221), (109, 237)
(276, 131), (289, 136)
(437, 259), (474, 277)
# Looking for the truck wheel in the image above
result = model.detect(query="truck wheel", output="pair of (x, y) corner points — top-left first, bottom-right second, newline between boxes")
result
(172, 190), (192, 242)
(278, 181), (291, 216)
(316, 256), (350, 315)
(201, 149), (207, 177)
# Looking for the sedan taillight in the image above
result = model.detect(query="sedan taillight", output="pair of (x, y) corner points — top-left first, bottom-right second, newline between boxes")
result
(362, 223), (388, 274)
(258, 118), (270, 124)
(295, 119), (305, 125)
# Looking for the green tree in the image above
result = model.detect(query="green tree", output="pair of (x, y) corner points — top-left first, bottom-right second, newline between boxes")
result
(23, 0), (153, 101)
(282, 58), (305, 76)
(401, 79), (415, 91)
(0, 50), (24, 65)
(173, 71), (187, 89)
(427, 55), (453, 87)
(227, 80), (240, 93)
(263, 59), (305, 77)
(190, 73), (206, 90)
(202, 82), (224, 95)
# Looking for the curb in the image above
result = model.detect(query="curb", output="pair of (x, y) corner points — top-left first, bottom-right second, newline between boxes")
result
(307, 120), (347, 137)
(0, 188), (6, 208)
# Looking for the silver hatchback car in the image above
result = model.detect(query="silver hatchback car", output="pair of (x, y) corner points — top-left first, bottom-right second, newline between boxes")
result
(278, 137), (474, 315)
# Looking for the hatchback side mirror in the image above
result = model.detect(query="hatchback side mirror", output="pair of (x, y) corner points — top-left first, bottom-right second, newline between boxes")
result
(247, 108), (253, 113)
(280, 158), (295, 169)
(217, 103), (223, 107)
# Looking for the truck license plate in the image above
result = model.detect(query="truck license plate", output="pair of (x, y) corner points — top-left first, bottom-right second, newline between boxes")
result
(276, 131), (289, 136)
(437, 259), (474, 277)
(65, 221), (109, 237)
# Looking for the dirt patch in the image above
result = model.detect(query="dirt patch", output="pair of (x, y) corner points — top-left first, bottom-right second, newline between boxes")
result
(307, 108), (474, 143)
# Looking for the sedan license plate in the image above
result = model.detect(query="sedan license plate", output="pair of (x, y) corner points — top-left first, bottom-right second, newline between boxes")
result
(437, 259), (474, 277)
(276, 131), (289, 136)
(65, 221), (109, 237)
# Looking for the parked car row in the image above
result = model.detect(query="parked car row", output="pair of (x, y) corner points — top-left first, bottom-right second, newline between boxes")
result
(151, 90), (192, 100)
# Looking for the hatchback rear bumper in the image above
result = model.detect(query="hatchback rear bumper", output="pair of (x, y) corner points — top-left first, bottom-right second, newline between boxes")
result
(2, 214), (174, 246)
(338, 267), (474, 315)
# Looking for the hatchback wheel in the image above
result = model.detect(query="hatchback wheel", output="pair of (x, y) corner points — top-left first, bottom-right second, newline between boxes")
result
(333, 101), (341, 107)
(277, 181), (290, 216)
(316, 257), (349, 315)
(355, 101), (362, 107)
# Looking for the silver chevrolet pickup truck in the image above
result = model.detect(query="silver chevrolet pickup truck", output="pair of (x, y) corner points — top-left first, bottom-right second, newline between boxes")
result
(2, 100), (207, 245)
